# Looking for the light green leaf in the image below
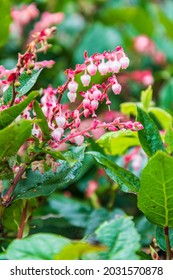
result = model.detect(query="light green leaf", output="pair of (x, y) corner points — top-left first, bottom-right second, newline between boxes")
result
(165, 129), (173, 154)
(33, 100), (50, 139)
(149, 107), (172, 130)
(4, 69), (42, 104)
(159, 78), (173, 111)
(0, 0), (11, 46)
(141, 86), (153, 112)
(97, 130), (140, 155)
(87, 151), (140, 193)
(55, 242), (105, 260)
(0, 120), (32, 160)
(120, 102), (137, 116)
(137, 106), (165, 157)
(5, 234), (70, 260)
(94, 216), (140, 260)
(138, 151), (173, 227)
(0, 91), (39, 130)
(156, 226), (173, 252)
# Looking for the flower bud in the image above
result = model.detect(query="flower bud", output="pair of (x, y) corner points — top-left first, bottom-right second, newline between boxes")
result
(93, 89), (101, 100)
(67, 91), (76, 102)
(68, 81), (78, 93)
(91, 99), (99, 111)
(87, 63), (97, 76)
(98, 62), (108, 75)
(112, 83), (122, 95)
(74, 135), (84, 146)
(84, 109), (91, 118)
(55, 116), (66, 128)
(80, 73), (91, 86)
(119, 56), (130, 69)
(83, 98), (90, 109)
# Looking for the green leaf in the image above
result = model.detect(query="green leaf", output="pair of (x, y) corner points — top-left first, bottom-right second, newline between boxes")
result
(47, 194), (91, 228)
(33, 100), (50, 139)
(0, 91), (39, 130)
(94, 216), (140, 260)
(141, 86), (153, 112)
(5, 233), (70, 260)
(138, 151), (173, 228)
(4, 69), (42, 104)
(159, 78), (173, 111)
(158, 10), (173, 40)
(13, 146), (86, 200)
(0, 120), (32, 160)
(165, 129), (173, 154)
(55, 242), (105, 260)
(0, 0), (11, 46)
(137, 106), (165, 157)
(97, 130), (140, 155)
(156, 226), (173, 252)
(120, 102), (137, 116)
(149, 107), (172, 130)
(87, 151), (140, 193)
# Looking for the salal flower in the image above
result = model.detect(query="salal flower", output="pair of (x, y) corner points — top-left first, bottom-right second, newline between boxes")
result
(74, 135), (84, 146)
(119, 56), (130, 69)
(67, 91), (76, 102)
(112, 83), (122, 95)
(55, 116), (66, 128)
(52, 127), (64, 141)
(91, 100), (99, 111)
(93, 89), (101, 100)
(83, 98), (90, 109)
(67, 81), (78, 93)
(98, 62), (108, 75)
(80, 73), (91, 86)
(87, 63), (97, 76)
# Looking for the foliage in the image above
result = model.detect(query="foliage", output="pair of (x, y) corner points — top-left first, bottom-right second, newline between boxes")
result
(1, 0), (173, 261)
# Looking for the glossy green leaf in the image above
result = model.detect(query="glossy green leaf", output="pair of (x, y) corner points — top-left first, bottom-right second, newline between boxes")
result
(149, 107), (172, 130)
(0, 0), (11, 46)
(95, 216), (140, 260)
(87, 151), (140, 193)
(4, 69), (42, 104)
(165, 129), (173, 154)
(47, 194), (91, 228)
(138, 151), (173, 227)
(141, 86), (153, 112)
(13, 146), (86, 200)
(0, 120), (32, 160)
(156, 226), (173, 252)
(97, 130), (140, 155)
(55, 242), (105, 260)
(33, 100), (50, 139)
(0, 91), (39, 130)
(137, 106), (165, 157)
(5, 233), (70, 260)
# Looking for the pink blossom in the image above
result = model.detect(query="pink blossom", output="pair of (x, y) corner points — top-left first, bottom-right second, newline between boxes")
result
(133, 35), (155, 55)
(80, 74), (91, 86)
(68, 81), (78, 93)
(87, 63), (97, 76)
(112, 83), (122, 95)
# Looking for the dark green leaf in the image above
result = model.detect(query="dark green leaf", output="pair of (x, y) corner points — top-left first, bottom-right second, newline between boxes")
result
(94, 216), (140, 260)
(13, 146), (86, 200)
(138, 151), (173, 227)
(0, 160), (13, 179)
(5, 233), (70, 260)
(33, 100), (50, 139)
(137, 106), (165, 157)
(87, 151), (140, 193)
(0, 120), (32, 160)
(4, 69), (42, 104)
(0, 91), (39, 129)
(156, 226), (173, 252)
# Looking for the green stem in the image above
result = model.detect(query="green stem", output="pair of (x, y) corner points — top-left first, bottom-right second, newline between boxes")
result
(164, 226), (172, 260)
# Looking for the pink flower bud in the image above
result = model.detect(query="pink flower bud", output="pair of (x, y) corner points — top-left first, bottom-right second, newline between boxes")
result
(98, 62), (108, 75)
(67, 81), (78, 93)
(75, 117), (81, 128)
(119, 56), (130, 69)
(74, 135), (84, 146)
(93, 89), (102, 100)
(111, 60), (121, 73)
(112, 83), (122, 95)
(52, 127), (64, 142)
(67, 91), (76, 102)
(83, 98), (90, 109)
(80, 73), (91, 86)
(87, 63), (97, 76)
(91, 99), (99, 111)
(55, 116), (66, 128)
(84, 109), (91, 118)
